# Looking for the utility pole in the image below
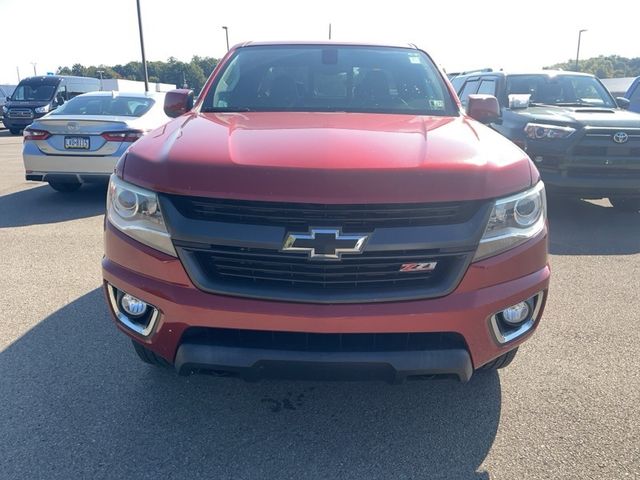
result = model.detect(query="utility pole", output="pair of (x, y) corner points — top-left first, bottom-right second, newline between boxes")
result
(31, 62), (37, 76)
(16, 66), (21, 82)
(329, 23), (332, 40)
(222, 26), (230, 51)
(575, 29), (587, 72)
(136, 0), (149, 92)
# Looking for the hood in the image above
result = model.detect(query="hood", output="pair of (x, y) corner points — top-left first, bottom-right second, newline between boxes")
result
(517, 105), (640, 128)
(5, 99), (52, 108)
(122, 112), (533, 204)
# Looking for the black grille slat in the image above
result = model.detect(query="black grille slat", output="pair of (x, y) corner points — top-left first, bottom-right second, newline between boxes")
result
(169, 195), (480, 230)
(182, 327), (467, 353)
(216, 271), (434, 285)
(186, 245), (463, 292)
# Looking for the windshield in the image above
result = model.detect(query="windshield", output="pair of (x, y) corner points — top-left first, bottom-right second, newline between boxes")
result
(202, 45), (456, 116)
(506, 74), (616, 108)
(51, 95), (156, 117)
(11, 83), (57, 102)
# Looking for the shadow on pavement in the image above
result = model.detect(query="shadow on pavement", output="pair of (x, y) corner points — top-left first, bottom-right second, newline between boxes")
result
(548, 197), (640, 255)
(0, 289), (501, 480)
(0, 183), (106, 228)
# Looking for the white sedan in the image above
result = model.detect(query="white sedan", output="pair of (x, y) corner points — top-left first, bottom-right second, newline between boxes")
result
(22, 91), (169, 192)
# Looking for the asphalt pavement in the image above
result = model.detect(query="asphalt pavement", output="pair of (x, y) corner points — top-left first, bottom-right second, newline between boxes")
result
(0, 128), (638, 479)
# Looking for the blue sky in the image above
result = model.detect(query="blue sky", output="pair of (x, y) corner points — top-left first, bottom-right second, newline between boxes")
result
(1, 0), (637, 83)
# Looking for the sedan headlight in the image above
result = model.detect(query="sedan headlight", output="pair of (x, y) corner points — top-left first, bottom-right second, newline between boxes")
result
(1, 106), (7, 114)
(524, 123), (575, 139)
(474, 182), (546, 261)
(35, 105), (50, 114)
(107, 174), (176, 256)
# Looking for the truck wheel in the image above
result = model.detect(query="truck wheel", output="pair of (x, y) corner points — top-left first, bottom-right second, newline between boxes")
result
(478, 347), (518, 371)
(131, 340), (171, 368)
(48, 181), (82, 193)
(9, 128), (21, 135)
(609, 196), (640, 212)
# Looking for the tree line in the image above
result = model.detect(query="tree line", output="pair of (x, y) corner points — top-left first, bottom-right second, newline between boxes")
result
(56, 56), (219, 94)
(546, 55), (640, 79)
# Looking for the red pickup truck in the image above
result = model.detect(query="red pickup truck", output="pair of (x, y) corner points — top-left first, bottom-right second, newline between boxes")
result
(102, 42), (549, 382)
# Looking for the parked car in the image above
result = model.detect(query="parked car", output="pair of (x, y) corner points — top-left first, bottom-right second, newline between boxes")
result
(102, 42), (550, 383)
(23, 91), (169, 192)
(3, 75), (101, 134)
(451, 70), (640, 211)
(0, 84), (16, 124)
(624, 76), (640, 114)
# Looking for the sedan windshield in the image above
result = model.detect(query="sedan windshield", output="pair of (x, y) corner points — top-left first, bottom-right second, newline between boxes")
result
(51, 95), (155, 117)
(11, 83), (56, 102)
(506, 74), (616, 108)
(202, 45), (457, 116)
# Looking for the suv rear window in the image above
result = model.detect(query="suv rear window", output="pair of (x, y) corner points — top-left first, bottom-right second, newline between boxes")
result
(202, 45), (457, 116)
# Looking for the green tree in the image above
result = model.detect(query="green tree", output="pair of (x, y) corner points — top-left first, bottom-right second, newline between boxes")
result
(546, 55), (640, 78)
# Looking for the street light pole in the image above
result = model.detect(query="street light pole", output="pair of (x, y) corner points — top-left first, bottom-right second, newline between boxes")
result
(575, 29), (587, 72)
(222, 26), (229, 51)
(136, 0), (149, 92)
(31, 62), (37, 76)
(329, 23), (332, 40)
(97, 70), (105, 90)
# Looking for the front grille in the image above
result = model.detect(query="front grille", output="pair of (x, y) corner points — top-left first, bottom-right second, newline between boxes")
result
(168, 195), (481, 230)
(188, 244), (462, 288)
(568, 167), (640, 178)
(181, 327), (467, 353)
(573, 145), (640, 157)
(7, 108), (33, 119)
(163, 194), (486, 303)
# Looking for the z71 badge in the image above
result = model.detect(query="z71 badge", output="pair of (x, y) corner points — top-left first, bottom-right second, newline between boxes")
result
(399, 262), (438, 272)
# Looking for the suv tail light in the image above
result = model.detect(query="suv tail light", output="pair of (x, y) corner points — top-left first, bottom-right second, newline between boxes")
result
(23, 129), (51, 142)
(101, 130), (145, 142)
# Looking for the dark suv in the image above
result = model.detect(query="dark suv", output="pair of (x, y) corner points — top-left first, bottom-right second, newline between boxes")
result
(451, 71), (640, 211)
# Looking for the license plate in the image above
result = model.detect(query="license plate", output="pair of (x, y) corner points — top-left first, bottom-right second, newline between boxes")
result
(64, 136), (90, 150)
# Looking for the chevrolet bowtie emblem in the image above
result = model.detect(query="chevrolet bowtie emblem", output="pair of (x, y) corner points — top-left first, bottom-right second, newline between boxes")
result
(282, 228), (369, 260)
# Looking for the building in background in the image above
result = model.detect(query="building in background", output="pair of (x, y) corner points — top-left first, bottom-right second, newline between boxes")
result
(100, 79), (176, 93)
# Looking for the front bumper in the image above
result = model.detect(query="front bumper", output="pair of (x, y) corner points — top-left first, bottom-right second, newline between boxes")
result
(102, 222), (550, 381)
(540, 168), (640, 197)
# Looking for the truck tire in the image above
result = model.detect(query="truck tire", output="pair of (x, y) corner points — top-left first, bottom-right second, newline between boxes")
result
(131, 340), (171, 368)
(609, 196), (640, 213)
(9, 128), (21, 135)
(478, 347), (519, 371)
(48, 180), (82, 193)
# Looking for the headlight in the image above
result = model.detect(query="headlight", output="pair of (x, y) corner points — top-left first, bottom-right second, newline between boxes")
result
(474, 182), (546, 261)
(1, 106), (7, 114)
(524, 123), (575, 139)
(34, 105), (50, 114)
(107, 174), (176, 256)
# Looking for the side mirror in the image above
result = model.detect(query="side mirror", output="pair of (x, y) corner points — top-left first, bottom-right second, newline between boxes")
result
(55, 94), (65, 106)
(467, 94), (500, 124)
(508, 94), (531, 109)
(616, 97), (630, 110)
(164, 89), (194, 118)
(5, 96), (9, 102)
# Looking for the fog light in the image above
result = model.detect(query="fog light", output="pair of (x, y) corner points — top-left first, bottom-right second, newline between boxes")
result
(120, 294), (147, 318)
(501, 302), (531, 325)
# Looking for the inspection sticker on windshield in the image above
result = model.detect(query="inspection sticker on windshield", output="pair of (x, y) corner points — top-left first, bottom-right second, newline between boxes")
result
(408, 54), (421, 64)
(429, 100), (445, 110)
